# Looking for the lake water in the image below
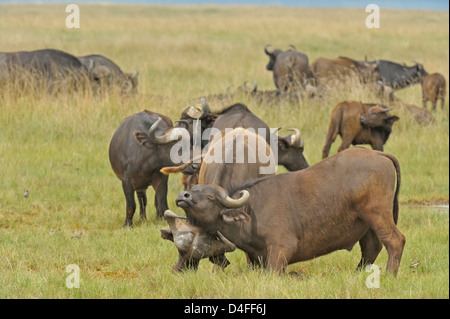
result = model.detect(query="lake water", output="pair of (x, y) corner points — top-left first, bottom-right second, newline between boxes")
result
(0, 0), (448, 11)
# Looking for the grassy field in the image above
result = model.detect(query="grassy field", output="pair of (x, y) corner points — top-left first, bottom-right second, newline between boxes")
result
(0, 4), (448, 299)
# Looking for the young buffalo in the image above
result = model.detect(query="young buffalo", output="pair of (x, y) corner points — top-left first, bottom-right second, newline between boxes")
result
(322, 100), (399, 159)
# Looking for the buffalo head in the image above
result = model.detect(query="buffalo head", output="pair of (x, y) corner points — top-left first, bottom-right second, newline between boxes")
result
(122, 70), (139, 94)
(264, 44), (284, 71)
(275, 128), (309, 171)
(133, 116), (187, 146)
(161, 209), (236, 272)
(176, 100), (217, 148)
(176, 185), (250, 235)
(360, 106), (399, 130)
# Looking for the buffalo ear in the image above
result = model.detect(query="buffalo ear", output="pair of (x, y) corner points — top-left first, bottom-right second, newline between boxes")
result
(278, 136), (290, 151)
(387, 115), (400, 124)
(160, 229), (174, 242)
(133, 131), (153, 149)
(222, 209), (251, 223)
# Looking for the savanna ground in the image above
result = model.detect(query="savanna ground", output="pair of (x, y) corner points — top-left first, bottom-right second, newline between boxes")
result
(0, 4), (448, 299)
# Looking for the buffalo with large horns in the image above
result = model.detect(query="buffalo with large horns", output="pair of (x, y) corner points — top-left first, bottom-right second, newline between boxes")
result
(264, 44), (314, 92)
(109, 110), (188, 227)
(161, 210), (236, 272)
(176, 147), (405, 276)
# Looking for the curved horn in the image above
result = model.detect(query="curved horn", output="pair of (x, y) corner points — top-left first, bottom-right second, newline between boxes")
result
(201, 97), (210, 114)
(271, 127), (281, 135)
(372, 56), (380, 69)
(253, 80), (258, 93)
(288, 44), (297, 51)
(216, 190), (250, 209)
(175, 119), (189, 129)
(132, 70), (139, 78)
(264, 44), (273, 55)
(148, 117), (175, 144)
(217, 231), (236, 251)
(380, 107), (393, 113)
(164, 210), (187, 220)
(163, 210), (187, 233)
(288, 128), (304, 148)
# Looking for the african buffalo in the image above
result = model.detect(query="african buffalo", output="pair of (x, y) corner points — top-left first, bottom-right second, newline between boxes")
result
(78, 54), (139, 94)
(311, 56), (380, 86)
(161, 128), (276, 271)
(176, 147), (405, 276)
(421, 73), (446, 111)
(109, 110), (188, 227)
(322, 100), (399, 159)
(365, 59), (428, 90)
(177, 102), (309, 173)
(264, 44), (314, 91)
(236, 80), (316, 105)
(161, 210), (236, 272)
(0, 49), (91, 92)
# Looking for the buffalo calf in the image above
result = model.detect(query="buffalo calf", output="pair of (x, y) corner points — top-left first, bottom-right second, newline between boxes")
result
(322, 100), (399, 159)
(421, 73), (446, 111)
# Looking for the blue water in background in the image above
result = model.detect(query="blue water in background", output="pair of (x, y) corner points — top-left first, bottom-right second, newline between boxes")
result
(0, 0), (448, 11)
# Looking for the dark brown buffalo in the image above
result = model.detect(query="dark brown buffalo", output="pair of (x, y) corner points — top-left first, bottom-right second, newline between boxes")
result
(322, 100), (399, 159)
(264, 44), (314, 91)
(177, 102), (309, 173)
(0, 49), (92, 92)
(161, 210), (236, 272)
(236, 80), (317, 105)
(109, 110), (188, 227)
(312, 56), (379, 86)
(421, 73), (446, 111)
(161, 128), (276, 271)
(176, 147), (405, 276)
(364, 58), (428, 90)
(78, 54), (139, 94)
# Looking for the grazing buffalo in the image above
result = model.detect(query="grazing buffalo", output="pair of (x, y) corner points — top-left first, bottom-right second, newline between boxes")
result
(0, 49), (91, 92)
(176, 147), (405, 276)
(421, 73), (446, 111)
(403, 103), (435, 125)
(161, 128), (276, 271)
(78, 54), (138, 94)
(109, 111), (187, 227)
(311, 56), (380, 86)
(264, 44), (314, 91)
(161, 210), (236, 272)
(236, 80), (316, 105)
(365, 59), (428, 90)
(322, 100), (399, 159)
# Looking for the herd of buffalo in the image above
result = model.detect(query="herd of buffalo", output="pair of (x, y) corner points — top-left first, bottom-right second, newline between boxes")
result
(2, 46), (446, 277)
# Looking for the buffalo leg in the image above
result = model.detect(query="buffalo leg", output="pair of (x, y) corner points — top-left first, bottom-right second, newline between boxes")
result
(337, 135), (354, 153)
(122, 179), (136, 227)
(136, 190), (147, 221)
(152, 174), (168, 219)
(357, 229), (383, 271)
(366, 217), (405, 276)
(266, 246), (289, 273)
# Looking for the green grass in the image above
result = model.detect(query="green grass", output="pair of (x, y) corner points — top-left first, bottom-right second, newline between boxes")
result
(0, 4), (448, 299)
